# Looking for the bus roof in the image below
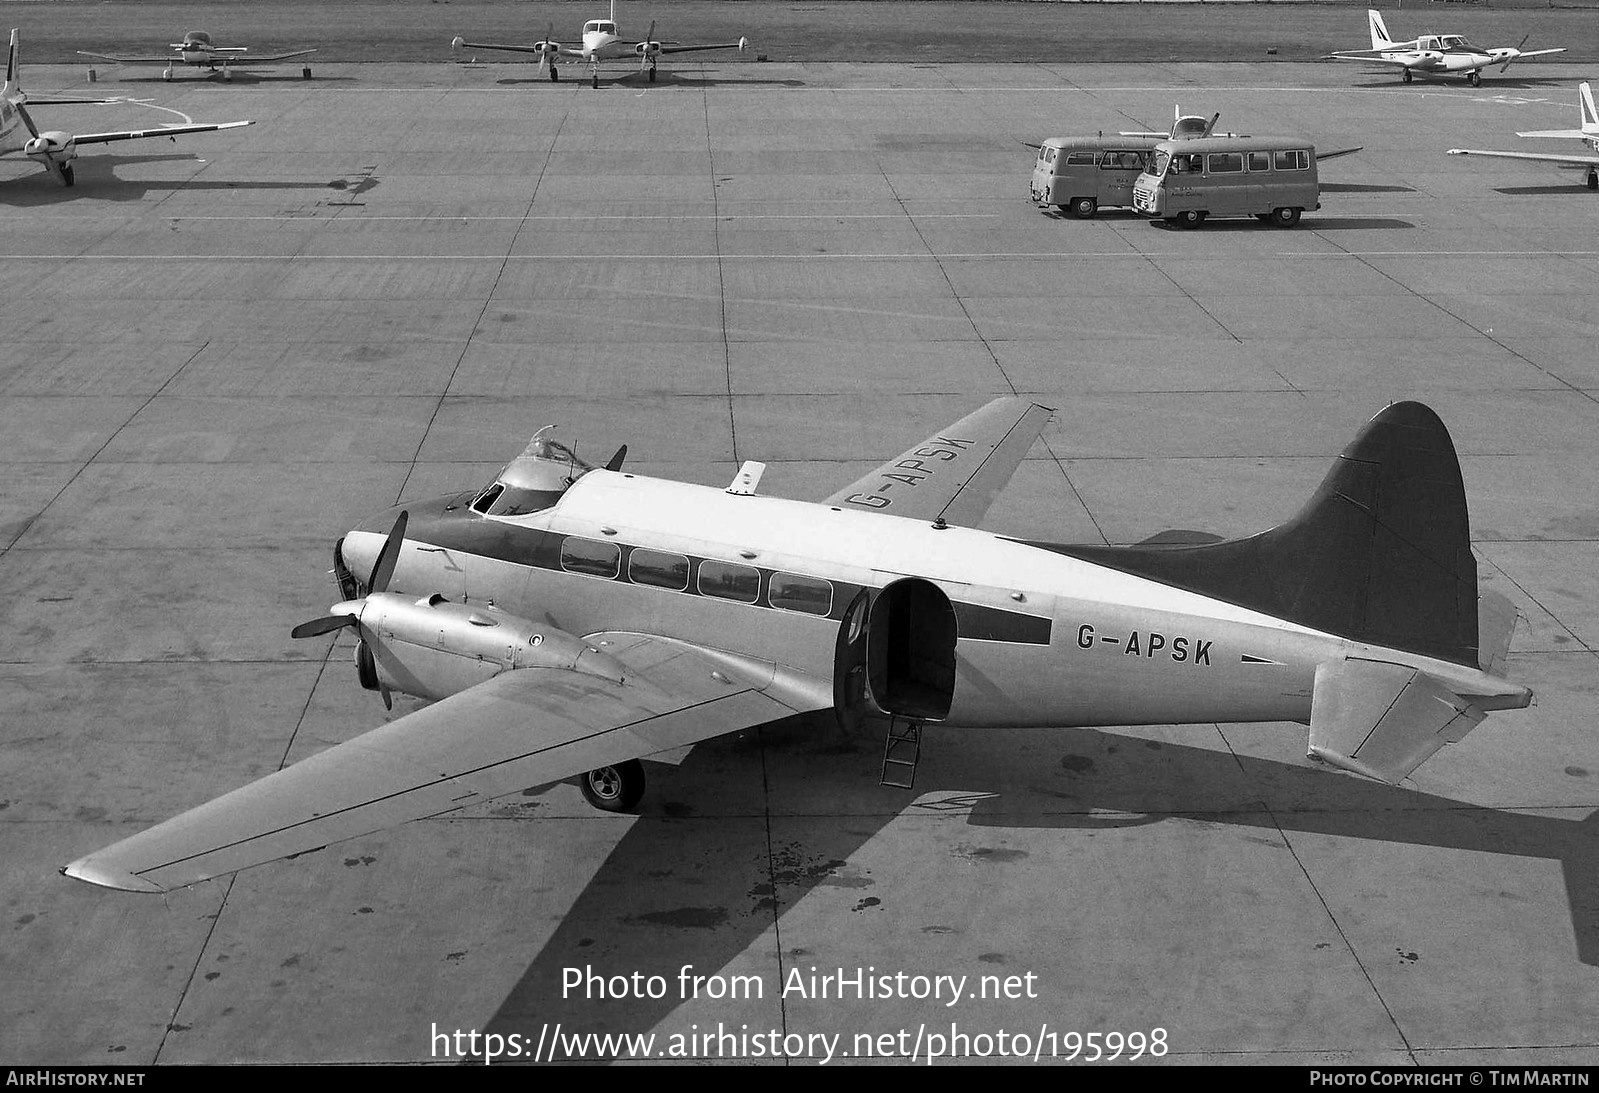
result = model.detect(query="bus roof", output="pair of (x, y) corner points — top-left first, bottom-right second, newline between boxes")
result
(1040, 134), (1165, 152)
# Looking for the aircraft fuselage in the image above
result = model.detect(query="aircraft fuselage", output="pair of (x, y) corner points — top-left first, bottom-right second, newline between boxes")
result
(336, 470), (1525, 733)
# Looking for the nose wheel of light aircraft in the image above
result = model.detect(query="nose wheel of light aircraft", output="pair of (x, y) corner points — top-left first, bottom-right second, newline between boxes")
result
(162, 67), (173, 81)
(579, 760), (645, 812)
(549, 65), (559, 82)
(648, 64), (657, 82)
(1401, 69), (1412, 83)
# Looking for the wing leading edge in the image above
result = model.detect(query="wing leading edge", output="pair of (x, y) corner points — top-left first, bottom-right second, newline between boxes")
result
(824, 397), (1053, 528)
(63, 635), (828, 893)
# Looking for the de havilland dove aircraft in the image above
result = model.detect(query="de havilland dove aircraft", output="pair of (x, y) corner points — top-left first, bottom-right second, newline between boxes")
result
(1120, 105), (1240, 141)
(1329, 9), (1565, 87)
(1449, 82), (1599, 191)
(79, 31), (316, 81)
(61, 399), (1533, 894)
(0, 30), (251, 186)
(452, 0), (747, 87)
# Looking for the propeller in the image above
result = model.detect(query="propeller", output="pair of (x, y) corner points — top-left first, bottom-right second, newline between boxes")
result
(291, 511), (408, 687)
(538, 22), (555, 75)
(1201, 112), (1221, 138)
(1500, 34), (1530, 72)
(639, 20), (656, 72)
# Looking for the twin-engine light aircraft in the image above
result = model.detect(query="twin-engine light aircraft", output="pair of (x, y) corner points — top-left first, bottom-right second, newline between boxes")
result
(61, 400), (1533, 894)
(1449, 82), (1599, 191)
(78, 31), (316, 81)
(1329, 9), (1565, 87)
(452, 0), (747, 87)
(1119, 105), (1242, 141)
(0, 30), (251, 186)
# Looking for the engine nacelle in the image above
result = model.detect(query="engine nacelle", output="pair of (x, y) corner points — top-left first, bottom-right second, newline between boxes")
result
(24, 131), (76, 168)
(350, 593), (624, 703)
(536, 40), (561, 56)
(635, 40), (662, 57)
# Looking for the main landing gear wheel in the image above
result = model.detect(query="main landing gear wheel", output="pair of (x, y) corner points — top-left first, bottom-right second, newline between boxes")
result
(648, 65), (657, 83)
(1401, 69), (1412, 84)
(59, 163), (74, 187)
(1468, 71), (1482, 87)
(550, 66), (559, 82)
(1587, 170), (1597, 191)
(1270, 206), (1301, 227)
(1069, 195), (1097, 219)
(579, 759), (645, 812)
(592, 68), (600, 88)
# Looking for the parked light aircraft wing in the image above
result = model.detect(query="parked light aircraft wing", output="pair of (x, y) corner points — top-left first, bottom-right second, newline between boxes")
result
(824, 398), (1052, 527)
(659, 39), (747, 55)
(77, 49), (316, 64)
(1447, 147), (1599, 168)
(62, 635), (827, 893)
(76, 52), (187, 64)
(65, 119), (252, 146)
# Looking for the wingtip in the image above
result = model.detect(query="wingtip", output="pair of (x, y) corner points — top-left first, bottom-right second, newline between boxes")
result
(61, 857), (165, 894)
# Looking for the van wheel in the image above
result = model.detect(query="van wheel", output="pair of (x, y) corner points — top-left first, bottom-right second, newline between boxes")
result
(1270, 207), (1301, 227)
(1174, 209), (1205, 228)
(1069, 196), (1097, 219)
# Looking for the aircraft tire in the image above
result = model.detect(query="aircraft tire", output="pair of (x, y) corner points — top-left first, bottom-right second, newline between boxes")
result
(1588, 170), (1597, 191)
(1069, 196), (1097, 219)
(1270, 206), (1302, 227)
(1469, 72), (1481, 87)
(60, 163), (74, 187)
(550, 67), (559, 82)
(579, 760), (646, 812)
(649, 66), (657, 83)
(1401, 70), (1412, 84)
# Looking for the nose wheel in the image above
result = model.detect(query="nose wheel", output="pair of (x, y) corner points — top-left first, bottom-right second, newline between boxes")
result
(1468, 71), (1482, 87)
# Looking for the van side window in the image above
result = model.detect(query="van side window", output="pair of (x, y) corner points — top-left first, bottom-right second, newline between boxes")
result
(1246, 151), (1271, 172)
(769, 573), (833, 616)
(1274, 150), (1310, 171)
(1102, 150), (1145, 170)
(1065, 152), (1096, 166)
(561, 537), (620, 579)
(1208, 153), (1243, 174)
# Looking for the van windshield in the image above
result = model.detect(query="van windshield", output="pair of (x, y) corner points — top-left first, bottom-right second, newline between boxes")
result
(1148, 149), (1171, 178)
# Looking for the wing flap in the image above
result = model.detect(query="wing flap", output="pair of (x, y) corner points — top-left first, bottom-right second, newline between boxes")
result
(1307, 659), (1486, 784)
(824, 397), (1053, 527)
(64, 638), (825, 892)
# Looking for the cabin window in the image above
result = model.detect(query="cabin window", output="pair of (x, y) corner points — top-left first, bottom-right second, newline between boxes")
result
(769, 573), (833, 616)
(1102, 150), (1146, 170)
(561, 537), (620, 579)
(1170, 153), (1203, 174)
(1208, 153), (1244, 174)
(698, 560), (760, 603)
(1247, 151), (1271, 172)
(1065, 152), (1096, 166)
(1275, 150), (1310, 171)
(470, 484), (504, 514)
(629, 548), (690, 591)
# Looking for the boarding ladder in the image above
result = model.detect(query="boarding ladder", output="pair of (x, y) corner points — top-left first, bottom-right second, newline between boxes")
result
(879, 717), (924, 789)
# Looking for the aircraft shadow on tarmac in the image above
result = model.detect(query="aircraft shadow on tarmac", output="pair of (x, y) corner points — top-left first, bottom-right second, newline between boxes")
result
(1345, 75), (1575, 92)
(1492, 184), (1599, 196)
(492, 71), (805, 89)
(1320, 183), (1416, 194)
(479, 716), (1599, 1049)
(100, 72), (357, 86)
(0, 154), (376, 204)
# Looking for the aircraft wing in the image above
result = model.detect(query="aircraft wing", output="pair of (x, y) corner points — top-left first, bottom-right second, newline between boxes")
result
(1327, 50), (1426, 66)
(1316, 146), (1364, 162)
(240, 49), (317, 63)
(660, 38), (748, 55)
(452, 40), (554, 56)
(71, 119), (253, 146)
(1447, 147), (1599, 167)
(1514, 48), (1566, 60)
(76, 52), (181, 64)
(823, 397), (1053, 527)
(62, 635), (827, 893)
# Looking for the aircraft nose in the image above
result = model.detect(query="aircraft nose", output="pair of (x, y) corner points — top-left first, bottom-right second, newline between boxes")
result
(339, 503), (408, 589)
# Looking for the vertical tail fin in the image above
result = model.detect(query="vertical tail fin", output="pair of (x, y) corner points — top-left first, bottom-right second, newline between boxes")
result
(1369, 9), (1394, 49)
(1581, 82), (1598, 134)
(5, 28), (18, 91)
(1038, 402), (1482, 668)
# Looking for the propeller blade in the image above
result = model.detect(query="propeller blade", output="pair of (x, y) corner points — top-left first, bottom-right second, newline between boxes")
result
(605, 444), (628, 472)
(1202, 112), (1220, 138)
(291, 614), (356, 639)
(368, 511), (409, 595)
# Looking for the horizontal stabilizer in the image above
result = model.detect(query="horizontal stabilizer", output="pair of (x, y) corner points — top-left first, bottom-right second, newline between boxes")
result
(1308, 659), (1485, 784)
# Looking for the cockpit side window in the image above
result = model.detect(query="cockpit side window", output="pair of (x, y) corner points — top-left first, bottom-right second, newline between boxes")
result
(470, 483), (505, 515)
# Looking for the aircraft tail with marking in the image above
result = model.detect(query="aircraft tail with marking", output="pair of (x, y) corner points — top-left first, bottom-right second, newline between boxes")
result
(5, 27), (19, 95)
(1032, 402), (1530, 782)
(1369, 9), (1395, 50)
